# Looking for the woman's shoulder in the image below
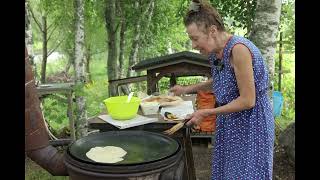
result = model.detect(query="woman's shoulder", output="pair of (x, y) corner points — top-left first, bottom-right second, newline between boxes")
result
(228, 35), (259, 53)
(230, 35), (253, 45)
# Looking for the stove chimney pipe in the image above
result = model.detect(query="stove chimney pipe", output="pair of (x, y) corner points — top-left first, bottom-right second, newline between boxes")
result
(25, 47), (68, 176)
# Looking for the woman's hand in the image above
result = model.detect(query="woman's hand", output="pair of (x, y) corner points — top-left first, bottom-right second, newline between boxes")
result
(185, 109), (211, 126)
(169, 85), (186, 96)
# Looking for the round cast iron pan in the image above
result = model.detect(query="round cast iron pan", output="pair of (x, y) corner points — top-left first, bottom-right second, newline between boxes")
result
(67, 130), (180, 166)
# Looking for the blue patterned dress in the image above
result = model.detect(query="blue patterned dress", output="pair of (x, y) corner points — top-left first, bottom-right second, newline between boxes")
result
(210, 35), (274, 179)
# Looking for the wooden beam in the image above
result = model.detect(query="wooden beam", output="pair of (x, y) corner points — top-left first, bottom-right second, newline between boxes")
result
(39, 94), (68, 103)
(108, 75), (147, 86)
(108, 75), (147, 96)
(133, 59), (210, 72)
(36, 83), (74, 96)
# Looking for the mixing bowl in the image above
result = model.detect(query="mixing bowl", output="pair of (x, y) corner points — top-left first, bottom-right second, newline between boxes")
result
(103, 96), (141, 120)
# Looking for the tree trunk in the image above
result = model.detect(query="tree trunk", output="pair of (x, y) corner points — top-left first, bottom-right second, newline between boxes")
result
(249, 0), (282, 98)
(40, 16), (48, 84)
(119, 20), (130, 95)
(25, 1), (37, 80)
(74, 0), (87, 139)
(64, 36), (75, 75)
(140, 0), (155, 42)
(127, 0), (155, 78)
(27, 2), (63, 84)
(65, 51), (74, 74)
(118, 1), (126, 79)
(85, 45), (92, 83)
(127, 2), (141, 78)
(105, 0), (118, 96)
(117, 0), (130, 95)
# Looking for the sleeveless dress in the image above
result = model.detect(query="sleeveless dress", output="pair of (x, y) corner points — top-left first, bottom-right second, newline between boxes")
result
(210, 35), (274, 179)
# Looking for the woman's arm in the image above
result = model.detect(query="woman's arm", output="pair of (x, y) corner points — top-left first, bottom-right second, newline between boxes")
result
(170, 78), (213, 95)
(186, 44), (256, 125)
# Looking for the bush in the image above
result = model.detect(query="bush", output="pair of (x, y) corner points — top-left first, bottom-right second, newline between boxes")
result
(274, 52), (295, 129)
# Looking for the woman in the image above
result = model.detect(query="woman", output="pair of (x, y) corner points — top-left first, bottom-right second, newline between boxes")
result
(170, 1), (274, 179)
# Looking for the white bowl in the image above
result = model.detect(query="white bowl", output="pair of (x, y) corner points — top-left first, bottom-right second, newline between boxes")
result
(140, 102), (160, 115)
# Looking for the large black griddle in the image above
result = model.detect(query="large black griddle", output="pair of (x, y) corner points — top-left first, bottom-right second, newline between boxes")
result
(67, 130), (180, 166)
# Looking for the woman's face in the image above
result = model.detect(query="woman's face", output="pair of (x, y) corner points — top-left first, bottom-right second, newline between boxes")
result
(186, 23), (216, 56)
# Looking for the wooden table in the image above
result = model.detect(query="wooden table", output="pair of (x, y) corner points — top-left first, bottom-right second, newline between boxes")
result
(87, 112), (196, 180)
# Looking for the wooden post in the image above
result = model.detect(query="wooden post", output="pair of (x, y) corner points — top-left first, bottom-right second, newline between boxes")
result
(147, 70), (157, 95)
(67, 91), (76, 141)
(108, 83), (119, 97)
(278, 32), (283, 91)
(170, 73), (177, 88)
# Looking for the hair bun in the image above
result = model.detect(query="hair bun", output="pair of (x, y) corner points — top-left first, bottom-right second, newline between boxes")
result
(189, 1), (200, 12)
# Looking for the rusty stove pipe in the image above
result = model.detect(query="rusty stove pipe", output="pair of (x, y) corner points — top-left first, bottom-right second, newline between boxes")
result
(25, 47), (68, 176)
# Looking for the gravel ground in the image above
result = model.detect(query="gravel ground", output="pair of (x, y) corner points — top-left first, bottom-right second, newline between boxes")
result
(191, 138), (295, 180)
(192, 142), (213, 180)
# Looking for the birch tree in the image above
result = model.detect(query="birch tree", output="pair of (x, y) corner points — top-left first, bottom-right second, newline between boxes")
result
(25, 1), (37, 79)
(117, 0), (130, 95)
(127, 0), (155, 78)
(105, 0), (119, 96)
(117, 0), (126, 80)
(27, 0), (64, 84)
(74, 0), (87, 138)
(249, 0), (282, 97)
(27, 3), (49, 84)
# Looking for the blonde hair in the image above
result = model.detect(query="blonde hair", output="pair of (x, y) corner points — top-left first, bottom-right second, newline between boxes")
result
(184, 0), (225, 32)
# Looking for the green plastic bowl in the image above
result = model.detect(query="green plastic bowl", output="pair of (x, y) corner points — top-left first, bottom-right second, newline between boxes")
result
(103, 96), (141, 120)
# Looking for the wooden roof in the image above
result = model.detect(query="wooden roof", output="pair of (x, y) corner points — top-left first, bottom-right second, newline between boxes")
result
(131, 51), (210, 71)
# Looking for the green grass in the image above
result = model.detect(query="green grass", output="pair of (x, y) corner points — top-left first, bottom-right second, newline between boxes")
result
(25, 158), (68, 180)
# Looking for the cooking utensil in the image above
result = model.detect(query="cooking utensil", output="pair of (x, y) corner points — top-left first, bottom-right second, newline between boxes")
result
(163, 118), (191, 135)
(67, 130), (180, 165)
(126, 92), (134, 103)
(164, 112), (181, 121)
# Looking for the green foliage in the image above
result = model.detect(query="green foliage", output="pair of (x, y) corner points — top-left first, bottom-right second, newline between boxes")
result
(74, 83), (86, 97)
(83, 58), (109, 117)
(83, 80), (109, 117)
(42, 97), (69, 135)
(30, 0), (295, 136)
(84, 0), (107, 55)
(137, 0), (190, 58)
(210, 0), (257, 36)
(44, 57), (68, 76)
(279, 0), (295, 51)
(177, 76), (205, 85)
(29, 0), (74, 53)
(274, 52), (295, 129)
(157, 76), (204, 94)
(129, 76), (205, 95)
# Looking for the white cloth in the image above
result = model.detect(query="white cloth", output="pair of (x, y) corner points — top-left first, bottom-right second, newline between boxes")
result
(160, 101), (194, 120)
(98, 114), (158, 129)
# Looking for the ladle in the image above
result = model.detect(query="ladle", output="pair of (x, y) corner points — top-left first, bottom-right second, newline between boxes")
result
(126, 92), (134, 103)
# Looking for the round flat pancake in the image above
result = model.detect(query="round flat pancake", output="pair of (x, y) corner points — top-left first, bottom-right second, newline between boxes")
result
(142, 95), (183, 106)
(86, 146), (127, 163)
